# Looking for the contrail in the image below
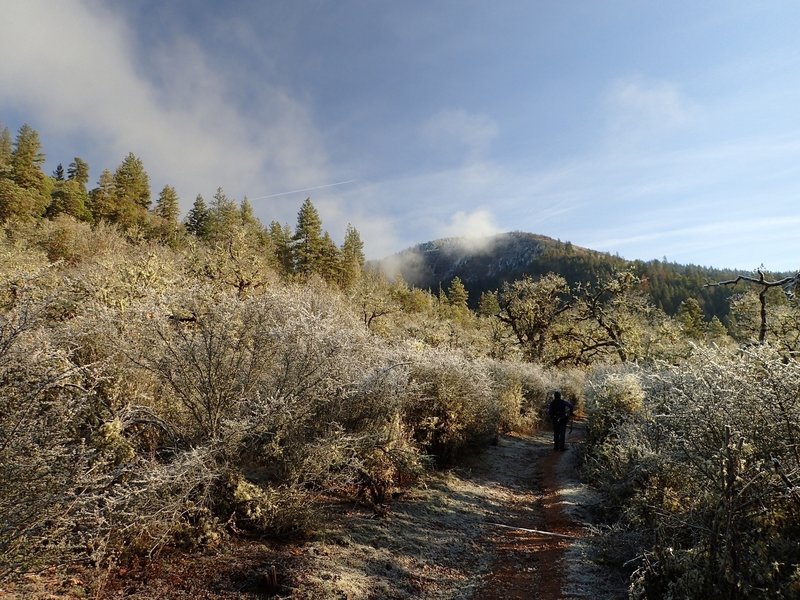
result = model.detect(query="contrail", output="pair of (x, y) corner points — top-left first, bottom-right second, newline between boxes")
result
(250, 179), (355, 201)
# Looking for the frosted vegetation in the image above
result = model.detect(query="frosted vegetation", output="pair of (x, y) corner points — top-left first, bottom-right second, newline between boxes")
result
(1, 123), (799, 597)
(0, 218), (551, 583)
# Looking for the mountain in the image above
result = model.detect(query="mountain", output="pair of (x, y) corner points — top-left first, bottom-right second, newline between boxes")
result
(378, 232), (750, 321)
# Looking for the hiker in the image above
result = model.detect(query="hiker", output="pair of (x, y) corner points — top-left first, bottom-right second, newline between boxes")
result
(548, 390), (573, 451)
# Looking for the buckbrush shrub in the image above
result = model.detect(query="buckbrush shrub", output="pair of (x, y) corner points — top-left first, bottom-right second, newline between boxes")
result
(584, 346), (800, 598)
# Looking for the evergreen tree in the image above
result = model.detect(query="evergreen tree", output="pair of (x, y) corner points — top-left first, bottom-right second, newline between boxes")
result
(154, 185), (180, 224)
(478, 290), (500, 316)
(50, 157), (92, 220)
(319, 231), (341, 283)
(239, 197), (258, 227)
(292, 198), (324, 277)
(0, 124), (51, 221)
(67, 157), (89, 187)
(268, 220), (294, 277)
(339, 223), (365, 289)
(89, 169), (117, 223)
(447, 276), (469, 310)
(207, 187), (239, 240)
(677, 297), (705, 340)
(11, 124), (48, 192)
(113, 152), (150, 209)
(707, 316), (730, 341)
(48, 178), (90, 221)
(185, 194), (210, 238)
(0, 126), (11, 177)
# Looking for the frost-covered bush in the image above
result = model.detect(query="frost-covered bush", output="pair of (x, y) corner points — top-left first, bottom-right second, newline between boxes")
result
(0, 303), (101, 578)
(584, 367), (645, 448)
(403, 345), (499, 463)
(117, 283), (427, 534)
(551, 367), (587, 416)
(485, 359), (548, 433)
(584, 347), (800, 598)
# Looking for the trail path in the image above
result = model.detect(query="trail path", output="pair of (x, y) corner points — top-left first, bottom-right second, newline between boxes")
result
(469, 427), (590, 599)
(291, 423), (626, 598)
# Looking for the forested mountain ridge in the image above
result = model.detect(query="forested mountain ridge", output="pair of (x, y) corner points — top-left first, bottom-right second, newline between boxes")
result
(380, 231), (762, 322)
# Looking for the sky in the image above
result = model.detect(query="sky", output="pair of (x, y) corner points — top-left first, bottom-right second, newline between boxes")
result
(3, 1), (800, 270)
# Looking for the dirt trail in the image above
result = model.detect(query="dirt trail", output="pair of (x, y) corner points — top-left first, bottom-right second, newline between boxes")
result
(470, 426), (587, 600)
(286, 424), (618, 599)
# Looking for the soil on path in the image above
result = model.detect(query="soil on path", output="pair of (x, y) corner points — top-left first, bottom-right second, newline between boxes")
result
(470, 427), (587, 600)
(285, 424), (616, 599)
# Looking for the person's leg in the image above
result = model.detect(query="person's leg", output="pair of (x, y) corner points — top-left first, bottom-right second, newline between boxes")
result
(554, 421), (565, 450)
(559, 422), (569, 450)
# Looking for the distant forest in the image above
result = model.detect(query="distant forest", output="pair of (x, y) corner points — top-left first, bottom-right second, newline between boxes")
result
(383, 231), (782, 326)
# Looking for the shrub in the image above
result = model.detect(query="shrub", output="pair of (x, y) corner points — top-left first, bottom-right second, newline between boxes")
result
(486, 359), (547, 433)
(404, 346), (498, 463)
(583, 346), (800, 598)
(0, 303), (101, 578)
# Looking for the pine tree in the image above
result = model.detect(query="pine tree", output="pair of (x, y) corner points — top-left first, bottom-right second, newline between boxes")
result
(292, 198), (324, 277)
(89, 169), (117, 223)
(185, 194), (210, 238)
(239, 197), (258, 227)
(339, 223), (365, 289)
(0, 126), (11, 177)
(677, 297), (705, 340)
(207, 187), (239, 240)
(11, 125), (48, 191)
(478, 290), (500, 316)
(268, 220), (294, 277)
(67, 157), (89, 187)
(154, 185), (180, 223)
(447, 276), (469, 311)
(51, 157), (92, 220)
(113, 152), (150, 209)
(48, 178), (90, 220)
(707, 316), (729, 341)
(319, 230), (341, 283)
(0, 124), (51, 221)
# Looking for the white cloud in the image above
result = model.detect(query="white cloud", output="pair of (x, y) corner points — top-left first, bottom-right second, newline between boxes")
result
(605, 78), (694, 141)
(437, 209), (501, 240)
(0, 0), (329, 213)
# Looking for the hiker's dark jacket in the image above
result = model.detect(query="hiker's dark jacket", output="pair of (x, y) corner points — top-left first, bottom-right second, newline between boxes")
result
(548, 398), (574, 424)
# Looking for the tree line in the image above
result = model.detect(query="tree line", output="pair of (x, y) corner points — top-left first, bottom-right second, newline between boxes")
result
(0, 122), (365, 289)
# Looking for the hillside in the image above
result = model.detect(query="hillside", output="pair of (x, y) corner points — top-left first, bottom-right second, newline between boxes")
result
(379, 231), (750, 321)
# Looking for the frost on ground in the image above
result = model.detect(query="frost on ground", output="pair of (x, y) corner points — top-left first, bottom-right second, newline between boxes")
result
(293, 451), (531, 598)
(4, 430), (625, 599)
(551, 427), (628, 600)
(294, 427), (626, 599)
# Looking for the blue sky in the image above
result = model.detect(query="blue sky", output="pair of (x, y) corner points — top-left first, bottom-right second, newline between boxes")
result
(3, 1), (800, 269)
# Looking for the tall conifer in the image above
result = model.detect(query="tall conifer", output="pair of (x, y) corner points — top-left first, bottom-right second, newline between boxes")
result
(185, 194), (210, 238)
(89, 169), (117, 223)
(268, 220), (294, 277)
(339, 223), (365, 289)
(154, 185), (180, 224)
(0, 124), (51, 220)
(67, 158), (89, 187)
(292, 198), (324, 276)
(113, 152), (150, 209)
